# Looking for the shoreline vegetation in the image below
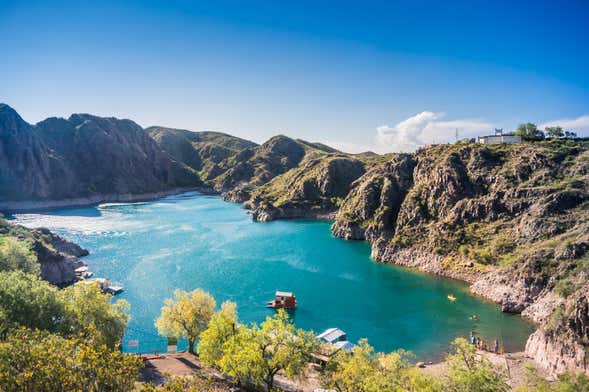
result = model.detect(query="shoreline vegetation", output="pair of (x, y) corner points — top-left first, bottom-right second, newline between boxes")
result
(1, 104), (588, 388)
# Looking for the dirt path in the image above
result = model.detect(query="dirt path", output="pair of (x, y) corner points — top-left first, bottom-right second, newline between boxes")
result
(139, 352), (321, 392)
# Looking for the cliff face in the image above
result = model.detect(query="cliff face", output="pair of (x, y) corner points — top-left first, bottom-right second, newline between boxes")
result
(244, 155), (368, 221)
(328, 141), (589, 376)
(0, 104), (202, 205)
(148, 126), (361, 200)
(0, 219), (88, 286)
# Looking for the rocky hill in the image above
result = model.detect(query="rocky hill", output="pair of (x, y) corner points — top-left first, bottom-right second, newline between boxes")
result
(0, 104), (202, 209)
(1, 103), (587, 376)
(327, 140), (588, 376)
(148, 125), (355, 196)
(244, 154), (369, 221)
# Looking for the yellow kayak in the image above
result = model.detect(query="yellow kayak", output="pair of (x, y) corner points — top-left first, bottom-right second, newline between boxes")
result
(447, 294), (457, 301)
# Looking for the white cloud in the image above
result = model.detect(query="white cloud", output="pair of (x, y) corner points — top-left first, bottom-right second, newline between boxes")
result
(375, 111), (492, 153)
(540, 115), (589, 135)
(320, 140), (376, 154)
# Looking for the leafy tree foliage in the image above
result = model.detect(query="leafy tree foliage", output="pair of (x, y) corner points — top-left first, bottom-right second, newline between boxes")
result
(443, 338), (509, 392)
(0, 328), (141, 392)
(59, 281), (130, 348)
(198, 301), (238, 367)
(0, 271), (129, 348)
(545, 126), (565, 138)
(515, 123), (545, 140)
(0, 236), (39, 275)
(155, 288), (216, 354)
(218, 309), (319, 390)
(139, 375), (231, 391)
(0, 271), (63, 337)
(322, 339), (440, 392)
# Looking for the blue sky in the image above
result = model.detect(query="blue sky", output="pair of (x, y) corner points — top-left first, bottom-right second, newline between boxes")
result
(1, 0), (588, 152)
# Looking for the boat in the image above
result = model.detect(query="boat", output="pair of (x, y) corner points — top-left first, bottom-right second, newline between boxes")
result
(266, 291), (297, 309)
(448, 294), (457, 301)
(105, 283), (124, 295)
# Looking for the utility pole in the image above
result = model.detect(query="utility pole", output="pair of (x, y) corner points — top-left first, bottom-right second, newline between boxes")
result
(455, 128), (459, 142)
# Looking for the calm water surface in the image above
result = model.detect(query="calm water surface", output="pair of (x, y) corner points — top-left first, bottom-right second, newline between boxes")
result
(12, 192), (533, 359)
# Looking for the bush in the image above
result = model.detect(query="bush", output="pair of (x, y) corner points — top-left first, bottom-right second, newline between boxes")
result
(0, 328), (141, 392)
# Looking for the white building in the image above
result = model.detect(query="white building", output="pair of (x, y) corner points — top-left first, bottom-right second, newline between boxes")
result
(477, 128), (522, 144)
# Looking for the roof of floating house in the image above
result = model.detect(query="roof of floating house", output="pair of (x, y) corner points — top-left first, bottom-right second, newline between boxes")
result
(333, 340), (356, 352)
(316, 328), (346, 343)
(275, 291), (295, 297)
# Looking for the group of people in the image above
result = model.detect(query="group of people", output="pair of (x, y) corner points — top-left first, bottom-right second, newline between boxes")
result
(469, 331), (503, 354)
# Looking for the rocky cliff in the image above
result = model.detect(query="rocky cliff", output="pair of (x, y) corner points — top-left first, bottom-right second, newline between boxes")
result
(244, 155), (369, 221)
(328, 140), (589, 376)
(147, 126), (359, 199)
(0, 218), (88, 286)
(0, 104), (202, 207)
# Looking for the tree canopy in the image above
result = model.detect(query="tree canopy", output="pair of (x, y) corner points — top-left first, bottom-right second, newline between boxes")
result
(198, 301), (238, 367)
(443, 338), (510, 392)
(217, 309), (319, 390)
(322, 339), (439, 392)
(515, 123), (544, 140)
(155, 288), (216, 353)
(0, 270), (63, 337)
(0, 328), (141, 392)
(0, 236), (39, 275)
(59, 281), (130, 348)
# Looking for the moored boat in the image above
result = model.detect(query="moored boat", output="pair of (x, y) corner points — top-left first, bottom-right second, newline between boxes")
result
(266, 291), (297, 309)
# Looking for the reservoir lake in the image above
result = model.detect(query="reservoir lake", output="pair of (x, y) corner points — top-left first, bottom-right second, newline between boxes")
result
(12, 192), (534, 359)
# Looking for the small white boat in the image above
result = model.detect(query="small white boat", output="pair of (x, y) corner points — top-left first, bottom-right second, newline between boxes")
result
(106, 284), (124, 295)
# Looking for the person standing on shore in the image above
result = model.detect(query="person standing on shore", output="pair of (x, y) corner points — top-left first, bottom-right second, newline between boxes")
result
(493, 339), (499, 354)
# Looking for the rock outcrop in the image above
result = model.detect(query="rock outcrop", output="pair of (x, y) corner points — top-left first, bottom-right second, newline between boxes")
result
(0, 104), (202, 206)
(329, 141), (589, 376)
(244, 155), (368, 221)
(0, 218), (88, 286)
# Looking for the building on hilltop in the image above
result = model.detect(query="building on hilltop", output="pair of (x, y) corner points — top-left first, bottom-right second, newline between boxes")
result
(477, 128), (522, 144)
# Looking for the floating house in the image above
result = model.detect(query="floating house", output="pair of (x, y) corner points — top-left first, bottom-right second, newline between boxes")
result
(316, 328), (347, 344)
(267, 291), (297, 309)
(333, 340), (356, 352)
(477, 128), (521, 144)
(311, 328), (356, 365)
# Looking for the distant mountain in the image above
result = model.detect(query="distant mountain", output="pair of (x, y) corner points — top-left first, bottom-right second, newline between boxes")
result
(0, 104), (201, 206)
(147, 126), (358, 195)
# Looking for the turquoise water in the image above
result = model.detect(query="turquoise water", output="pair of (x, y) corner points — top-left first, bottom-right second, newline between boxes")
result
(12, 192), (533, 359)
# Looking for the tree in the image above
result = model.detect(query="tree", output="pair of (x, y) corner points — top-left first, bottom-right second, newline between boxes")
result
(515, 123), (544, 141)
(59, 281), (130, 349)
(545, 126), (564, 139)
(138, 375), (231, 391)
(0, 236), (39, 275)
(155, 288), (216, 354)
(564, 130), (578, 139)
(443, 338), (509, 392)
(198, 301), (238, 368)
(219, 309), (319, 390)
(322, 339), (440, 392)
(0, 328), (141, 392)
(0, 271), (130, 347)
(0, 271), (64, 337)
